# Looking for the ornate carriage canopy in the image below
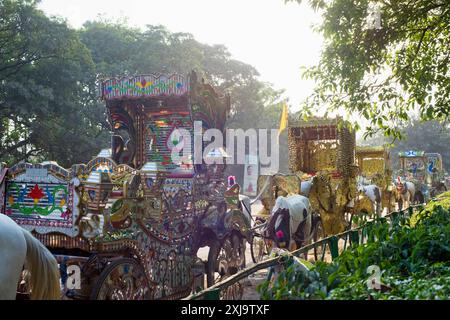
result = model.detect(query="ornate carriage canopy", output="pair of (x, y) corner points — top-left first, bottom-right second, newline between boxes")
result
(97, 72), (234, 297)
(288, 117), (356, 177)
(100, 71), (230, 171)
(398, 150), (427, 181)
(356, 146), (390, 178)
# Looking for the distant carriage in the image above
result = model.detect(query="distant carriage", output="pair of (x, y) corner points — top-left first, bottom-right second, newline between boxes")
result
(355, 146), (393, 215)
(395, 151), (447, 210)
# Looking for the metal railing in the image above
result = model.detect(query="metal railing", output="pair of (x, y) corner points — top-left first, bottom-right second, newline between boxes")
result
(186, 204), (424, 300)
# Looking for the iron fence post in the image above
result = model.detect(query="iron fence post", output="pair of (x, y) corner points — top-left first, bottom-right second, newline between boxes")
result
(204, 288), (221, 300)
(350, 230), (359, 246)
(330, 236), (339, 260)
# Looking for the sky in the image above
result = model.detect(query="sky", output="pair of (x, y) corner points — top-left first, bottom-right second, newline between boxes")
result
(38, 0), (324, 112)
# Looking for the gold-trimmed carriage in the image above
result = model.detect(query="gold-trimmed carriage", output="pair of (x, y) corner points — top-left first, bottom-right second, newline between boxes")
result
(287, 117), (358, 236)
(356, 145), (394, 212)
(250, 117), (359, 263)
(0, 71), (251, 300)
(254, 117), (358, 240)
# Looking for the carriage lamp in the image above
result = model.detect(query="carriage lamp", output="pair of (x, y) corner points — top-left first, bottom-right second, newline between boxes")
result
(140, 162), (169, 197)
(84, 170), (114, 211)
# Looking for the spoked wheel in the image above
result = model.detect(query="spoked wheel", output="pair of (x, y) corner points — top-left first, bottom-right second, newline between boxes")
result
(313, 217), (326, 261)
(207, 232), (246, 299)
(250, 234), (272, 264)
(250, 220), (272, 263)
(90, 258), (153, 300)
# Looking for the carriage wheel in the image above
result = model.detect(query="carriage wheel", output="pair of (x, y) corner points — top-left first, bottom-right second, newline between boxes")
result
(250, 234), (272, 264)
(414, 191), (425, 205)
(90, 258), (152, 300)
(206, 232), (245, 299)
(313, 218), (326, 261)
(250, 220), (272, 264)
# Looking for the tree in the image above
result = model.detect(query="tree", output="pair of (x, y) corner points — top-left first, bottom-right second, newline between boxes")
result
(1, 10), (285, 173)
(0, 0), (109, 167)
(289, 0), (450, 139)
(80, 20), (286, 181)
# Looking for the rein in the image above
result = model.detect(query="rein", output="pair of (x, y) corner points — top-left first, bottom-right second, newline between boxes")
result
(249, 175), (271, 205)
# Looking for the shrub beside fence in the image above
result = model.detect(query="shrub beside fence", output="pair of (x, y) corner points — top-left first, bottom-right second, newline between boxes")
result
(186, 205), (423, 300)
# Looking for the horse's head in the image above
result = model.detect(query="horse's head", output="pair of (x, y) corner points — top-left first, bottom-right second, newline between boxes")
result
(357, 184), (365, 194)
(395, 176), (404, 191)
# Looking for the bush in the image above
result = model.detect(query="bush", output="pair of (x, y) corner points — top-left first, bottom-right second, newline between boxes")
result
(258, 197), (450, 300)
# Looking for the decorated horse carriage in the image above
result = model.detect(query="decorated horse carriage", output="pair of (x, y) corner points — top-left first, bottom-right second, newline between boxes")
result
(396, 151), (447, 205)
(356, 146), (390, 185)
(246, 117), (363, 263)
(397, 150), (428, 204)
(0, 71), (251, 300)
(287, 117), (359, 235)
(356, 146), (394, 213)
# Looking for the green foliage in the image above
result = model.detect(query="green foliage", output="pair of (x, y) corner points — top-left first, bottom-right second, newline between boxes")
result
(288, 0), (450, 138)
(410, 191), (450, 227)
(258, 198), (450, 299)
(0, 0), (108, 166)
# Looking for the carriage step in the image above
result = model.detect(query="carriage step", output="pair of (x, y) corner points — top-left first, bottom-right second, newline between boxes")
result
(65, 290), (89, 300)
(16, 292), (30, 300)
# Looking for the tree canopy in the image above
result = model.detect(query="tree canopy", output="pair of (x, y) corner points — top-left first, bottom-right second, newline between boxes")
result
(290, 0), (450, 139)
(0, 0), (105, 167)
(0, 0), (284, 172)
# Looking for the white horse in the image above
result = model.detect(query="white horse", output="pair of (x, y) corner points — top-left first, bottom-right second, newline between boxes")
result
(357, 184), (382, 217)
(0, 214), (61, 300)
(268, 195), (312, 252)
(394, 177), (416, 210)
